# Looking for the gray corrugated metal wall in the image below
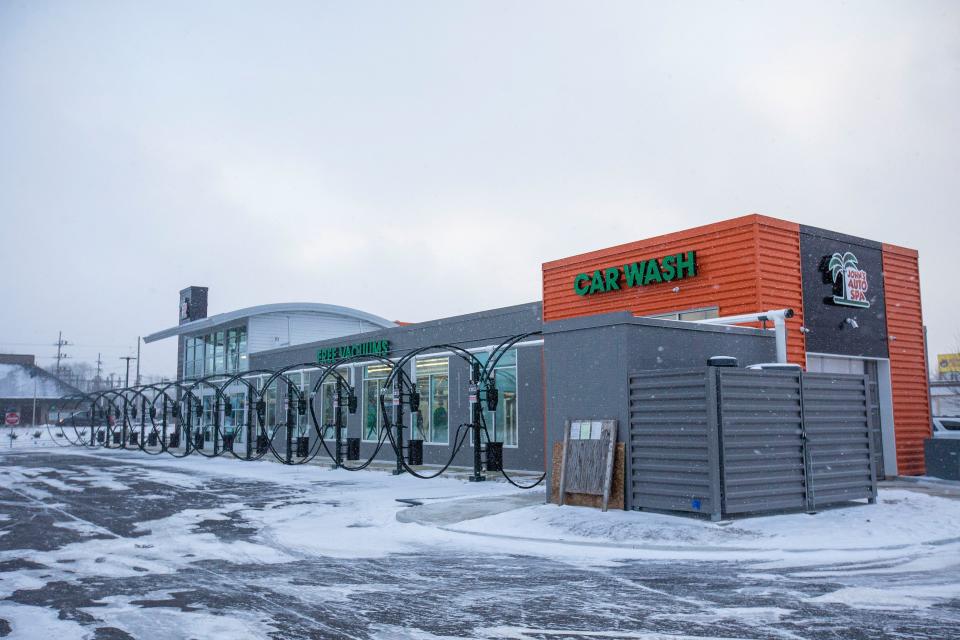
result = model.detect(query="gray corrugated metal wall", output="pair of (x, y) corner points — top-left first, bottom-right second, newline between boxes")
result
(718, 370), (807, 515)
(629, 367), (877, 519)
(802, 372), (877, 507)
(628, 370), (721, 519)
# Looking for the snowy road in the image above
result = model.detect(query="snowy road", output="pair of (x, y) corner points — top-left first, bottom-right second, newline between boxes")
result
(0, 450), (958, 639)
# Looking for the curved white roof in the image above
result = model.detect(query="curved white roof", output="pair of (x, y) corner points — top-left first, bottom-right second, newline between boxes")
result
(143, 302), (396, 343)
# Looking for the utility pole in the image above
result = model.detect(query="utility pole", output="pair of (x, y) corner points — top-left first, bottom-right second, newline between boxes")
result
(120, 356), (136, 388)
(135, 337), (141, 386)
(95, 353), (103, 390)
(54, 331), (70, 375)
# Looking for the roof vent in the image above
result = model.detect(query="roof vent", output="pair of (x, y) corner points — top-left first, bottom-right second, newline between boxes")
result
(707, 356), (738, 367)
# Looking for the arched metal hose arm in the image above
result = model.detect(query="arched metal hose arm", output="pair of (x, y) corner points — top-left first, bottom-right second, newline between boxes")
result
(477, 411), (546, 489)
(309, 353), (406, 469)
(149, 380), (204, 459)
(98, 389), (129, 449)
(183, 376), (233, 458)
(79, 390), (120, 448)
(307, 364), (349, 463)
(480, 330), (542, 381)
(379, 343), (486, 475)
(47, 394), (90, 448)
(332, 424), (392, 471)
(130, 383), (177, 456)
(251, 365), (317, 463)
(384, 422), (473, 479)
(211, 370), (273, 461)
(117, 385), (162, 455)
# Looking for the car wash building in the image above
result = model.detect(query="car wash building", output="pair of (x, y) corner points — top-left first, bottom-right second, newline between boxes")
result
(145, 214), (930, 501)
(541, 214), (930, 479)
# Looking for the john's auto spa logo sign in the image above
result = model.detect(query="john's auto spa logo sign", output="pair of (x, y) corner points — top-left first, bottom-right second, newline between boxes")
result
(826, 251), (870, 309)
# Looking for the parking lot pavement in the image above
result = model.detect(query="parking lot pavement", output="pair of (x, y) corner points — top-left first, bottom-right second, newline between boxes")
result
(1, 449), (958, 639)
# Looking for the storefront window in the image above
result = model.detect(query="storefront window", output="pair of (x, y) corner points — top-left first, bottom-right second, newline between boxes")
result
(214, 331), (225, 373)
(363, 364), (390, 441)
(319, 368), (350, 440)
(184, 339), (195, 378)
(477, 350), (518, 446)
(226, 329), (239, 373)
(202, 395), (214, 441)
(204, 334), (214, 375)
(238, 326), (248, 372)
(262, 379), (278, 438)
(413, 357), (449, 444)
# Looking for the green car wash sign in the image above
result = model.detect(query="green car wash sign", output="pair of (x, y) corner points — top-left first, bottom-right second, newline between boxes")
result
(317, 340), (390, 364)
(573, 251), (697, 296)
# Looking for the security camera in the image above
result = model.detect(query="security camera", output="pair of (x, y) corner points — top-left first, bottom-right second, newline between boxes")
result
(845, 318), (859, 329)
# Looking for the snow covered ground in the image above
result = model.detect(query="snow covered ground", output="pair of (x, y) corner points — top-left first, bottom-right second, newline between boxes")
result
(0, 425), (70, 450)
(0, 447), (958, 639)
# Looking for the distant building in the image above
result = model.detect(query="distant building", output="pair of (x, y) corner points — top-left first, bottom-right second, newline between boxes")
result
(0, 354), (81, 426)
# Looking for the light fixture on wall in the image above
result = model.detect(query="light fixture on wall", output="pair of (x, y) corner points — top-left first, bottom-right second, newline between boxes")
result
(844, 318), (859, 329)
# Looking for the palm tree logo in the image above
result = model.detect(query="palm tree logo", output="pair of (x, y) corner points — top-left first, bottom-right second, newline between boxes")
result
(828, 251), (870, 308)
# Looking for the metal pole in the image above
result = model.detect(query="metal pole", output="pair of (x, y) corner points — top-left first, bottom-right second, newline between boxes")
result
(246, 386), (254, 459)
(470, 362), (485, 482)
(334, 378), (343, 469)
(139, 396), (146, 448)
(136, 337), (141, 386)
(213, 395), (221, 456)
(392, 380), (404, 475)
(32, 380), (37, 427)
(285, 385), (293, 463)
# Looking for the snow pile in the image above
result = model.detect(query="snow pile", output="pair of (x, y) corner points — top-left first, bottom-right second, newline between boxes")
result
(451, 489), (960, 556)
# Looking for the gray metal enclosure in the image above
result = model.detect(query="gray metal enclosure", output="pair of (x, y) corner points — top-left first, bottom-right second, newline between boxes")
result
(629, 367), (878, 520)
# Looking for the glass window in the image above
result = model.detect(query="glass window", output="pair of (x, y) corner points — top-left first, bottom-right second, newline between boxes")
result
(260, 379), (278, 438)
(363, 364), (390, 441)
(184, 339), (194, 378)
(193, 337), (204, 378)
(289, 372), (309, 437)
(238, 326), (248, 372)
(413, 357), (449, 444)
(204, 334), (214, 375)
(647, 307), (719, 322)
(226, 329), (239, 373)
(319, 368), (350, 440)
(214, 331), (225, 373)
(202, 395), (214, 441)
(477, 350), (518, 446)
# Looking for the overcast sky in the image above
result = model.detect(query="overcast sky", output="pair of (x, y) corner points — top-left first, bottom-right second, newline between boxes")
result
(1, 1), (958, 379)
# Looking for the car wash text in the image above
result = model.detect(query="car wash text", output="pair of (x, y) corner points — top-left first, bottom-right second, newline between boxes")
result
(573, 251), (697, 296)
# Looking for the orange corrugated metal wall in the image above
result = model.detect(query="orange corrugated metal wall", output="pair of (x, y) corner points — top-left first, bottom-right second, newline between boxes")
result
(542, 214), (806, 365)
(882, 244), (931, 475)
(755, 221), (806, 367)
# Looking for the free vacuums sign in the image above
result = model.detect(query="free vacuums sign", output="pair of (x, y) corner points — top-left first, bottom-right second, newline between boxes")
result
(317, 340), (390, 364)
(573, 251), (697, 296)
(827, 251), (870, 309)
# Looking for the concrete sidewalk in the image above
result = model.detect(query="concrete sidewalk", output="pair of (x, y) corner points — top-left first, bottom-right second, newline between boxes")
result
(882, 476), (960, 500)
(395, 491), (545, 526)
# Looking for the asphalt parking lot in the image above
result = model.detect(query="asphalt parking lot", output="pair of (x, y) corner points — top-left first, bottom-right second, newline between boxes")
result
(1, 449), (958, 639)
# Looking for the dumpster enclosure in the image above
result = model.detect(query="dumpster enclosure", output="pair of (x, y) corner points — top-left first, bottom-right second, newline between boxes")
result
(629, 367), (878, 520)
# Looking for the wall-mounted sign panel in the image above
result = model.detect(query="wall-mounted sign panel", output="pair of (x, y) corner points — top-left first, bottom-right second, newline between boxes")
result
(317, 340), (390, 364)
(573, 251), (697, 296)
(800, 227), (888, 359)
